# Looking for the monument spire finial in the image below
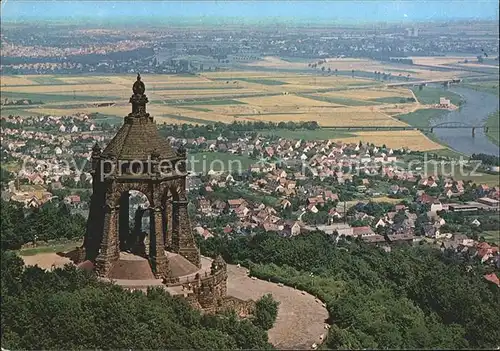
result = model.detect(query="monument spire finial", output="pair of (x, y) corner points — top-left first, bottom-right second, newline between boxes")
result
(130, 74), (148, 116)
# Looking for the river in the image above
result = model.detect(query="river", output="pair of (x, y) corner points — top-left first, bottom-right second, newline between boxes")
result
(430, 86), (499, 156)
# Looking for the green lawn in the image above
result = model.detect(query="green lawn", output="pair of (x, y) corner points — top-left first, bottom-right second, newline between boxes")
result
(481, 231), (500, 246)
(188, 152), (254, 174)
(259, 128), (355, 140)
(371, 97), (415, 104)
(428, 148), (469, 159)
(397, 108), (447, 128)
(462, 81), (499, 96)
(18, 239), (82, 256)
(411, 87), (463, 106)
(29, 76), (68, 85)
(2, 161), (22, 173)
(485, 111), (499, 146)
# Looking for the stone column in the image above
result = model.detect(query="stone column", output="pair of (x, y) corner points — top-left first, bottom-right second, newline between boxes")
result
(95, 205), (120, 277)
(149, 207), (170, 279)
(83, 179), (106, 262)
(132, 207), (147, 256)
(119, 191), (129, 251)
(165, 200), (173, 250)
(173, 200), (201, 268)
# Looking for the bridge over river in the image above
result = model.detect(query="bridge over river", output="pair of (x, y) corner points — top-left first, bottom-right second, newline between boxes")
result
(325, 85), (499, 156)
(322, 122), (499, 137)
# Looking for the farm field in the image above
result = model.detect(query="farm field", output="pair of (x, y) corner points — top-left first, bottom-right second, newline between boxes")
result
(462, 81), (500, 96)
(1, 71), (452, 150)
(485, 111), (500, 146)
(411, 87), (463, 106)
(397, 108), (447, 127)
(259, 129), (355, 140)
(332, 130), (444, 151)
(245, 56), (468, 80)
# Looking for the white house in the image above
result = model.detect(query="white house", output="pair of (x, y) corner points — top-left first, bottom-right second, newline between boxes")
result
(375, 218), (386, 228)
(430, 201), (443, 213)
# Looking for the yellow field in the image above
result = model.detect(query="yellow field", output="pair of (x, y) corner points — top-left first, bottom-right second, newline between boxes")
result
(332, 130), (443, 151)
(5, 83), (123, 94)
(409, 56), (475, 66)
(0, 76), (39, 85)
(245, 112), (405, 126)
(1, 72), (415, 128)
(153, 89), (260, 98)
(237, 95), (338, 107)
(0, 71), (457, 150)
(317, 87), (413, 100)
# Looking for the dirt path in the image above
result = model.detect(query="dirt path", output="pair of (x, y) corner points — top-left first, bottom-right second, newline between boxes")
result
(21, 252), (72, 269)
(226, 264), (329, 350)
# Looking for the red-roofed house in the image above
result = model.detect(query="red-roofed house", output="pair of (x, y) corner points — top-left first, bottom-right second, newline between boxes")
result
(483, 273), (500, 287)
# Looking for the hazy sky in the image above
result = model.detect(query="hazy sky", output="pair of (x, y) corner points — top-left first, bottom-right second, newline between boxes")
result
(2, 0), (499, 23)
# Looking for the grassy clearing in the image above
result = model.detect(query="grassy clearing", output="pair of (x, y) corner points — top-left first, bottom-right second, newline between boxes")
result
(259, 129), (355, 140)
(300, 93), (377, 106)
(29, 76), (67, 85)
(411, 87), (463, 105)
(485, 111), (499, 146)
(462, 81), (499, 96)
(188, 152), (254, 174)
(461, 80), (500, 96)
(18, 239), (82, 256)
(428, 148), (468, 159)
(481, 231), (500, 246)
(344, 196), (404, 208)
(2, 161), (22, 173)
(397, 108), (447, 127)
(371, 97), (414, 104)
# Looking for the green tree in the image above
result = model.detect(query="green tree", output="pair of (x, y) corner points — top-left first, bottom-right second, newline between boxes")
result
(253, 294), (279, 330)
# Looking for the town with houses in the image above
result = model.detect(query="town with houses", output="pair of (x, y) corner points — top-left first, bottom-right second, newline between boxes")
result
(1, 112), (500, 286)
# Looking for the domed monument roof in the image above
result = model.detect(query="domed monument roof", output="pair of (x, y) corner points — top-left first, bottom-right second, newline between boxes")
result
(101, 74), (177, 160)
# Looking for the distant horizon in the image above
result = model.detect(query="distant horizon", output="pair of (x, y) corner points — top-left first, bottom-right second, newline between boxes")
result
(1, 1), (499, 25)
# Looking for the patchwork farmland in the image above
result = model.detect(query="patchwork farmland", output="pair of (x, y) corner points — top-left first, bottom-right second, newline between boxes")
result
(1, 69), (461, 151)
